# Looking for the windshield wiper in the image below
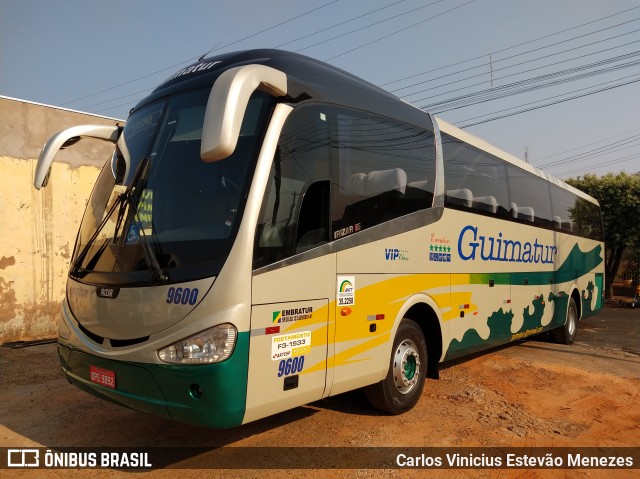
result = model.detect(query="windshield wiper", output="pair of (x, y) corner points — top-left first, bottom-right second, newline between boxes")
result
(134, 209), (168, 282)
(72, 157), (149, 276)
(112, 156), (168, 283)
(71, 194), (125, 277)
(72, 156), (168, 283)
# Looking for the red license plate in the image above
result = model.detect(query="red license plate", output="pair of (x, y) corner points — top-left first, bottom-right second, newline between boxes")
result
(89, 366), (116, 389)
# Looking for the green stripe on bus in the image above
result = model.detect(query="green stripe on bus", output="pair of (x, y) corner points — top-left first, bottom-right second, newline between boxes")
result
(470, 244), (603, 286)
(60, 331), (249, 429)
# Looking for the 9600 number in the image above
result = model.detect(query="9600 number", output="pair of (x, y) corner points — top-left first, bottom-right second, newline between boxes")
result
(277, 356), (305, 377)
(166, 287), (199, 305)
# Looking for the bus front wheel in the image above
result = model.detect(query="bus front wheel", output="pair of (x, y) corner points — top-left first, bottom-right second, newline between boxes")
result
(551, 297), (578, 345)
(365, 319), (427, 415)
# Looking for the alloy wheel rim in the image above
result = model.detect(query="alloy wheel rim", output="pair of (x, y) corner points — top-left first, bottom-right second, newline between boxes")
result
(393, 339), (421, 394)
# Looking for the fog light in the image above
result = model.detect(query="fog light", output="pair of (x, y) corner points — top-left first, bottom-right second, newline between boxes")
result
(190, 384), (204, 399)
(158, 324), (237, 364)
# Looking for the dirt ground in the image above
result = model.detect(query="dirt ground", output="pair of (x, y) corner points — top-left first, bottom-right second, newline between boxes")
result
(1, 305), (638, 478)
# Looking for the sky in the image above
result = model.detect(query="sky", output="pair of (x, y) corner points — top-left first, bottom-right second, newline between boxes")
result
(1, 0), (639, 179)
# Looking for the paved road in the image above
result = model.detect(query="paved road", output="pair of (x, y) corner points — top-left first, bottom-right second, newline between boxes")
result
(575, 303), (638, 355)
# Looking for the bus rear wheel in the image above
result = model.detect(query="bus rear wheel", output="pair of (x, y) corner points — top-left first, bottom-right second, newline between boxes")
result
(551, 297), (578, 345)
(365, 319), (427, 415)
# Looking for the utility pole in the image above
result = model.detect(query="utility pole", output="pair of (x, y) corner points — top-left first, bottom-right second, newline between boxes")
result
(525, 146), (530, 163)
(489, 52), (494, 90)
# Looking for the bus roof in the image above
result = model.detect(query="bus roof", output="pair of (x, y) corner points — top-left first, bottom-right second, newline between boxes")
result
(142, 49), (431, 131)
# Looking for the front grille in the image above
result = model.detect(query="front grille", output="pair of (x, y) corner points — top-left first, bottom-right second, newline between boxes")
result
(77, 322), (148, 348)
(78, 322), (104, 345)
(110, 336), (149, 347)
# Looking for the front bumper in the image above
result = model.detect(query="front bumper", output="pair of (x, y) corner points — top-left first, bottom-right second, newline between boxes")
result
(57, 332), (249, 429)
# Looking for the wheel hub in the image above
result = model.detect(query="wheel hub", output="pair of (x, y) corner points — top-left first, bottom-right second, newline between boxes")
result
(567, 306), (577, 336)
(393, 339), (421, 394)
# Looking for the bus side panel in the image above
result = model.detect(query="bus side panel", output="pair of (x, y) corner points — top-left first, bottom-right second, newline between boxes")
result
(446, 274), (510, 360)
(244, 255), (334, 424)
(244, 299), (328, 422)
(330, 272), (451, 396)
(441, 209), (604, 359)
(549, 230), (604, 326)
(331, 221), (453, 395)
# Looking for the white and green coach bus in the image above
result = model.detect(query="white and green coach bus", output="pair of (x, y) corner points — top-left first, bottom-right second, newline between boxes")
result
(34, 50), (604, 428)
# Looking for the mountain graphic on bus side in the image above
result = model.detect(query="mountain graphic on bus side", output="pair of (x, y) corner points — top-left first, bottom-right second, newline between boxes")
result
(445, 242), (603, 360)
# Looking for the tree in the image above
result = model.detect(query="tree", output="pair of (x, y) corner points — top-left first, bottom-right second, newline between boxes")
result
(566, 172), (640, 299)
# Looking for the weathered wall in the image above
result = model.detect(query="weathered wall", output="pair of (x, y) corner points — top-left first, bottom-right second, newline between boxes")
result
(0, 96), (122, 343)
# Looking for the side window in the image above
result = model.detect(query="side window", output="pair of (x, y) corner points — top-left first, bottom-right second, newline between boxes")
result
(550, 184), (578, 233)
(254, 104), (435, 269)
(253, 107), (331, 269)
(331, 109), (435, 235)
(574, 198), (603, 240)
(442, 134), (510, 217)
(441, 133), (602, 237)
(507, 166), (553, 227)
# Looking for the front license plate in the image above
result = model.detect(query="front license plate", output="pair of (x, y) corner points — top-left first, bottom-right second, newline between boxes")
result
(89, 366), (116, 389)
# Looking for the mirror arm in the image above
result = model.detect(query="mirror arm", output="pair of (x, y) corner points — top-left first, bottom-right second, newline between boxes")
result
(201, 64), (287, 162)
(34, 124), (121, 189)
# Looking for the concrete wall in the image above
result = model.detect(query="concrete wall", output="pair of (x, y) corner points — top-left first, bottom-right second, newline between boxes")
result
(0, 96), (122, 343)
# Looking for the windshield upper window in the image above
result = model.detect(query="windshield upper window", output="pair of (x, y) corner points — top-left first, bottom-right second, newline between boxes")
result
(72, 88), (274, 285)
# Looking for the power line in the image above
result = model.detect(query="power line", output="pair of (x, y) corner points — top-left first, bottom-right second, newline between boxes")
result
(61, 57), (197, 107)
(454, 74), (640, 128)
(71, 0), (447, 113)
(538, 133), (640, 168)
(80, 88), (152, 112)
(395, 18), (640, 98)
(554, 153), (640, 177)
(452, 71), (640, 125)
(204, 0), (340, 55)
(292, 0), (446, 53)
(77, 0), (464, 114)
(274, 0), (407, 49)
(325, 0), (476, 61)
(425, 50), (640, 113)
(380, 4), (640, 87)
(62, 0), (340, 106)
(535, 128), (640, 163)
(415, 35), (640, 108)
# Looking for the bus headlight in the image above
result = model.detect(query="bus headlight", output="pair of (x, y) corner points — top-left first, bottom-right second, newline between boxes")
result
(158, 324), (237, 364)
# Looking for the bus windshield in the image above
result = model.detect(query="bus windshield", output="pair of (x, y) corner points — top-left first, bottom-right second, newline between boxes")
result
(71, 88), (274, 285)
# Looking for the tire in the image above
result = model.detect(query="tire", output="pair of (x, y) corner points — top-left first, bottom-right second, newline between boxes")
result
(365, 319), (427, 415)
(551, 297), (578, 345)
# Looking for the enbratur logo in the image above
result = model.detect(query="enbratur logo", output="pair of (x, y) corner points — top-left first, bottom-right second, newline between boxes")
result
(272, 307), (313, 324)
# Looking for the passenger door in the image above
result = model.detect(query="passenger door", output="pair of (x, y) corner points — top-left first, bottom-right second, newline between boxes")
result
(244, 107), (335, 423)
(245, 256), (334, 423)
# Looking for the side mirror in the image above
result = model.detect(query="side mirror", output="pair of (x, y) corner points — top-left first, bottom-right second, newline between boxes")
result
(34, 124), (121, 189)
(200, 64), (287, 162)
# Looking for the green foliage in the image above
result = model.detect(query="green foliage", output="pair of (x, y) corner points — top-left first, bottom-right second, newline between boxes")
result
(566, 172), (640, 246)
(566, 172), (640, 295)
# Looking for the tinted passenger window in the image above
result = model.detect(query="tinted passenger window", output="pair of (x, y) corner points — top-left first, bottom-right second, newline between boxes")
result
(507, 166), (553, 226)
(549, 184), (578, 233)
(254, 104), (436, 269)
(253, 107), (331, 269)
(442, 134), (510, 217)
(573, 198), (604, 240)
(332, 109), (435, 234)
(550, 184), (602, 239)
(440, 134), (603, 240)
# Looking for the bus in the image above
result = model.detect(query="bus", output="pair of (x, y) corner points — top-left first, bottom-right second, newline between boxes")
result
(34, 49), (604, 428)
